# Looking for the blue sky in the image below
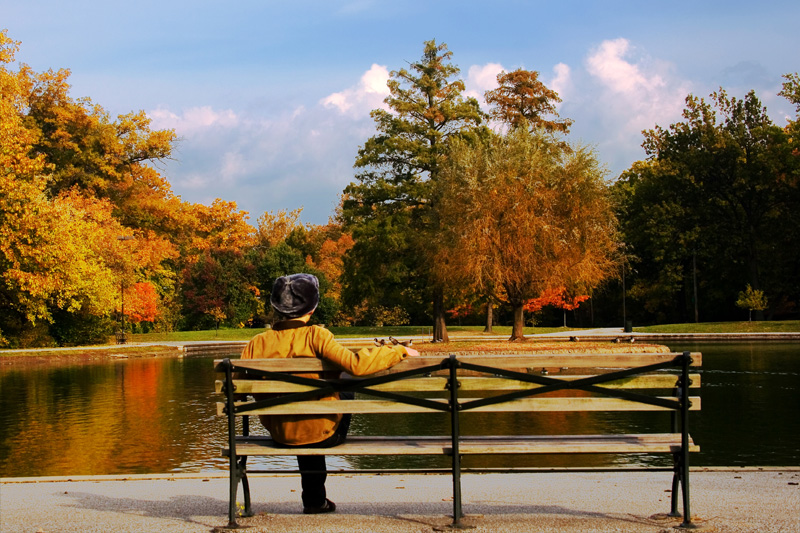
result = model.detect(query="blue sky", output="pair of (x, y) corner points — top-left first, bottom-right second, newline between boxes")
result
(4, 1), (798, 224)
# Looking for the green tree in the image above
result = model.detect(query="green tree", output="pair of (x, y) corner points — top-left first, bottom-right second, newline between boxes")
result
(343, 39), (484, 341)
(616, 86), (799, 322)
(779, 72), (800, 113)
(736, 284), (768, 321)
(612, 159), (704, 323)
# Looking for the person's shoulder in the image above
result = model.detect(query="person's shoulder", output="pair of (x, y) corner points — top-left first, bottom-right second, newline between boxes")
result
(244, 329), (277, 349)
(249, 329), (275, 341)
(309, 324), (334, 337)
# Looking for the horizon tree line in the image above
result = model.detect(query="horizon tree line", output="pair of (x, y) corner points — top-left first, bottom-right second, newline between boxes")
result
(2, 29), (798, 347)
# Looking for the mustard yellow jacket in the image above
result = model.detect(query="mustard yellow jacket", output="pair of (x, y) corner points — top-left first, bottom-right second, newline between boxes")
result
(240, 320), (410, 445)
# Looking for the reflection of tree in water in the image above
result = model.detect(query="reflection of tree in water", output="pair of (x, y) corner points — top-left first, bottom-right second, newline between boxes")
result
(0, 357), (230, 477)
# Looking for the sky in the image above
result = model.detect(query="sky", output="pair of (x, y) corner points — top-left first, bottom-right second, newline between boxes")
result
(4, 1), (798, 225)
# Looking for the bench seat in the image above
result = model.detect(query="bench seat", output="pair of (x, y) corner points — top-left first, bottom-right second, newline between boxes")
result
(226, 433), (698, 456)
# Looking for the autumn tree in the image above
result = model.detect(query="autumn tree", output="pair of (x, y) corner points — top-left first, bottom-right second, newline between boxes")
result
(1, 33), (112, 344)
(343, 39), (484, 341)
(0, 30), (188, 345)
(246, 208), (350, 325)
(525, 287), (590, 328)
(485, 69), (572, 134)
(434, 127), (618, 340)
(123, 282), (161, 325)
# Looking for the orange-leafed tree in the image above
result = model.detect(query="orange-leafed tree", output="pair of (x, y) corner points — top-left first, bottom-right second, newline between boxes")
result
(485, 69), (573, 134)
(122, 282), (160, 324)
(305, 229), (354, 303)
(434, 126), (619, 341)
(525, 287), (590, 328)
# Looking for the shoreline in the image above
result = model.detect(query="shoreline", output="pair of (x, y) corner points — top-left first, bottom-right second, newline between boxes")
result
(2, 330), (799, 367)
(4, 465), (800, 484)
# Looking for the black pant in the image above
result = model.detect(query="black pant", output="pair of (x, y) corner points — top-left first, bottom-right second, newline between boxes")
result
(295, 412), (351, 508)
(285, 391), (354, 508)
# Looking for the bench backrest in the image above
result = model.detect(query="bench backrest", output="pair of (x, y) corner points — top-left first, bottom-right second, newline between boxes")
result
(214, 352), (701, 419)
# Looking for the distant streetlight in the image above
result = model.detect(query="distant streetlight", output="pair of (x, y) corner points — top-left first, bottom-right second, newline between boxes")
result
(117, 235), (134, 344)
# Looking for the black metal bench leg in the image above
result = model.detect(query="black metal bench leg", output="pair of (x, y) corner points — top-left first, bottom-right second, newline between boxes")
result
(240, 456), (253, 517)
(669, 451), (682, 517)
(442, 355), (475, 530)
(678, 452), (694, 528)
(677, 352), (695, 529)
(223, 358), (244, 529)
(227, 463), (239, 528)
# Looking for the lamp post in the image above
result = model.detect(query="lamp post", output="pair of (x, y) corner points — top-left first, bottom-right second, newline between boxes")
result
(117, 235), (134, 344)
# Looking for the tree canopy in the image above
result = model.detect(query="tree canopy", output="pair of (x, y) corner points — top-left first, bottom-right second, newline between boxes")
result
(435, 127), (618, 339)
(615, 84), (799, 322)
(485, 69), (572, 134)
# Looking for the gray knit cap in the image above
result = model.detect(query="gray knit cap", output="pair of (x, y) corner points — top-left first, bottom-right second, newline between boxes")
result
(270, 273), (320, 318)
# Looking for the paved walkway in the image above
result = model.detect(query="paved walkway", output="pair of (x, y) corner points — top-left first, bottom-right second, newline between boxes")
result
(2, 469), (799, 532)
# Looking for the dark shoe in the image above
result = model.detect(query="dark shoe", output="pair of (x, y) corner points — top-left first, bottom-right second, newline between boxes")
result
(303, 498), (336, 514)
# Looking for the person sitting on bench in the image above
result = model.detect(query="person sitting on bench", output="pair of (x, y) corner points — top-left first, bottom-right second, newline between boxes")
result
(240, 273), (419, 514)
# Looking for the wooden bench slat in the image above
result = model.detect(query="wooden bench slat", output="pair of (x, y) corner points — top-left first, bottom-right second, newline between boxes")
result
(223, 433), (698, 457)
(217, 396), (700, 416)
(216, 352), (701, 373)
(215, 374), (701, 394)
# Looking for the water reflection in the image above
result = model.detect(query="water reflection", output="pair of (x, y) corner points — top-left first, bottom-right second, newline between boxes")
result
(0, 358), (228, 477)
(1, 342), (798, 477)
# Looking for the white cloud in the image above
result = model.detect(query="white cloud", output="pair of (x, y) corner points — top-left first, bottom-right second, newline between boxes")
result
(550, 63), (572, 100)
(151, 76), (382, 222)
(567, 38), (691, 176)
(585, 38), (688, 130)
(149, 106), (238, 134)
(465, 62), (504, 101)
(321, 63), (390, 117)
(587, 39), (662, 94)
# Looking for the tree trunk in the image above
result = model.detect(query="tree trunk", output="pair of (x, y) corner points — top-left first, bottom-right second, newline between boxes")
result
(432, 285), (449, 342)
(510, 302), (525, 341)
(483, 301), (494, 333)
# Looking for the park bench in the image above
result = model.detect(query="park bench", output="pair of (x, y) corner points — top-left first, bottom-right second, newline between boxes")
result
(214, 350), (701, 529)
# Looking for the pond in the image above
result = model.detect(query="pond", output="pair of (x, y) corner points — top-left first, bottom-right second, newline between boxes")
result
(0, 342), (798, 478)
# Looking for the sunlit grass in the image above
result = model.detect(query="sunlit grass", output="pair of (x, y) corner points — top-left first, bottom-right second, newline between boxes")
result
(635, 320), (800, 333)
(122, 324), (573, 344)
(119, 320), (799, 344)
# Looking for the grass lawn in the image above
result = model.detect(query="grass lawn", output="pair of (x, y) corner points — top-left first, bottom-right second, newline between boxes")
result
(119, 320), (799, 344)
(120, 324), (572, 344)
(635, 320), (800, 333)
